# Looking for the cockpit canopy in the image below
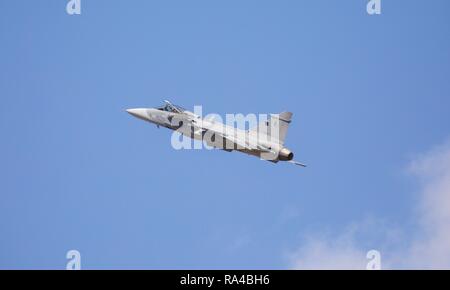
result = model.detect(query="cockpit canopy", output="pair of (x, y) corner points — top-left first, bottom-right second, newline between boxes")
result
(156, 101), (186, 114)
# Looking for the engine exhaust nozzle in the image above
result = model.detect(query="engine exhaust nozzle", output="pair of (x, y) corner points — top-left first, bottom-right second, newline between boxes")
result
(279, 148), (294, 161)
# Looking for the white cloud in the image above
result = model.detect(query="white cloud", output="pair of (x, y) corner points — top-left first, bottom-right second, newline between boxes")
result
(289, 232), (367, 270)
(406, 142), (450, 269)
(289, 140), (450, 269)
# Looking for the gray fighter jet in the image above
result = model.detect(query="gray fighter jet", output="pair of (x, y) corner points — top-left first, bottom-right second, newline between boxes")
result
(126, 100), (306, 167)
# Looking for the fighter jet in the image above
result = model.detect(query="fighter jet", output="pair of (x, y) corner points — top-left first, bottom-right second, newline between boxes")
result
(126, 100), (306, 167)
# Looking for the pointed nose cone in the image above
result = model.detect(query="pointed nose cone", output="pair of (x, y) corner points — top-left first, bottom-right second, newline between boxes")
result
(126, 108), (149, 121)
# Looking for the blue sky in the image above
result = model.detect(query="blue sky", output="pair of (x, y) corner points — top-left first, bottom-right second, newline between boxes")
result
(1, 0), (449, 269)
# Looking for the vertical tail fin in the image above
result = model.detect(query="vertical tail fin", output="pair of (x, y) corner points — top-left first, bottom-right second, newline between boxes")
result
(254, 111), (292, 145)
(276, 111), (292, 145)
